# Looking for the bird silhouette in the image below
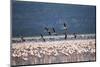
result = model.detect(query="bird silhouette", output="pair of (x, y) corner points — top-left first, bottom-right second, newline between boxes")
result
(40, 34), (45, 42)
(44, 27), (51, 35)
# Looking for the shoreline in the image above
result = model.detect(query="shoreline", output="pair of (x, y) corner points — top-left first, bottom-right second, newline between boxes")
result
(12, 34), (95, 42)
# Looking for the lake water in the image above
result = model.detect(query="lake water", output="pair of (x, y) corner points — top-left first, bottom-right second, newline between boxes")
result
(12, 1), (96, 37)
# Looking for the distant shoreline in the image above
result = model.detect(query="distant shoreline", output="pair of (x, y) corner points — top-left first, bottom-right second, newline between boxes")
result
(12, 33), (95, 39)
(12, 34), (95, 42)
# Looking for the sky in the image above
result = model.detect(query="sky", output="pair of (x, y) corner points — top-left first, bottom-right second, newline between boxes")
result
(12, 1), (96, 37)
